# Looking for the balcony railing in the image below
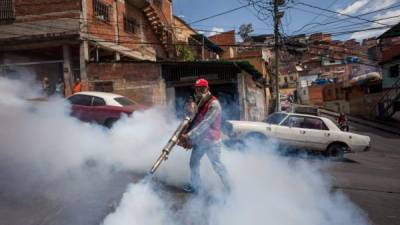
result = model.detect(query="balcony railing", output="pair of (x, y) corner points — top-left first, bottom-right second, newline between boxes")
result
(93, 0), (110, 22)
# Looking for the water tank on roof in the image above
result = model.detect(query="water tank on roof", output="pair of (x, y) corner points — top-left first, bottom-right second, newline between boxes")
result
(346, 56), (360, 63)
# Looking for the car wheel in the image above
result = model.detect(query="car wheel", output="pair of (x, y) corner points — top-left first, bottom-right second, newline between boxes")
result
(325, 143), (346, 160)
(104, 118), (118, 128)
(245, 132), (269, 148)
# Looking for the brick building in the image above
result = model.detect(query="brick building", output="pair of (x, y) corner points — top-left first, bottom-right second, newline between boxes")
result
(86, 61), (267, 120)
(208, 30), (236, 59)
(0, 0), (175, 95)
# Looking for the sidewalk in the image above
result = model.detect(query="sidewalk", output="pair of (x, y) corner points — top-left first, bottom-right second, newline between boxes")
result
(320, 109), (400, 136)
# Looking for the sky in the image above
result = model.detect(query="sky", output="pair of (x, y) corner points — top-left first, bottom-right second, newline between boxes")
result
(172, 0), (400, 41)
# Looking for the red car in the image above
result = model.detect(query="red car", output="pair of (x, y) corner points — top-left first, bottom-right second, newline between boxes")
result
(67, 91), (144, 127)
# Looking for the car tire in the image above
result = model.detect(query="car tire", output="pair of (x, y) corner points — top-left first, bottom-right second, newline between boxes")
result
(325, 143), (346, 160)
(104, 118), (118, 128)
(245, 132), (269, 147)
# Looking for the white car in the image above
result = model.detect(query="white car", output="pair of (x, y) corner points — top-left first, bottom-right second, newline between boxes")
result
(224, 112), (371, 157)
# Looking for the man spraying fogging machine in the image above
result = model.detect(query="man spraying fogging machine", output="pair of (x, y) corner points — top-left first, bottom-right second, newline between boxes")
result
(150, 78), (230, 193)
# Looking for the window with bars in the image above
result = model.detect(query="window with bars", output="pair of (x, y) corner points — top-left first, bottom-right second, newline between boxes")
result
(93, 0), (110, 22)
(123, 15), (136, 33)
(0, 0), (15, 23)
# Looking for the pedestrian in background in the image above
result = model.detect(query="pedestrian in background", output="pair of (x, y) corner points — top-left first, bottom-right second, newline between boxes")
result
(55, 78), (65, 96)
(42, 76), (51, 96)
(184, 95), (197, 119)
(72, 78), (82, 94)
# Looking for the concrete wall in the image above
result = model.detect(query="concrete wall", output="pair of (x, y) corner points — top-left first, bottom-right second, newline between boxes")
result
(382, 58), (400, 89)
(238, 72), (266, 121)
(297, 85), (310, 104)
(86, 62), (166, 106)
(324, 100), (350, 114)
(348, 92), (382, 118)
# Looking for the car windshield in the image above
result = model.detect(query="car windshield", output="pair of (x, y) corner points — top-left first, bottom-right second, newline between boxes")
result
(264, 112), (288, 125)
(114, 97), (136, 106)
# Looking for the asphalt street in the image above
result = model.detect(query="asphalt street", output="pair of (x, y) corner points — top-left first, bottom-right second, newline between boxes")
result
(0, 119), (399, 225)
(323, 118), (400, 225)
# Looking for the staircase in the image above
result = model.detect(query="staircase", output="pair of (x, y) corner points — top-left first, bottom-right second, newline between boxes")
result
(374, 77), (400, 120)
(143, 1), (175, 58)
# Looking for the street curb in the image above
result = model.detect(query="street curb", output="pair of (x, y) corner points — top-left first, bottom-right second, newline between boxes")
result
(320, 109), (400, 136)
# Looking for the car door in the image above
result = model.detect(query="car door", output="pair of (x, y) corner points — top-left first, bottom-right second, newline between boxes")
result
(91, 96), (108, 124)
(68, 94), (93, 122)
(277, 115), (308, 148)
(301, 117), (331, 151)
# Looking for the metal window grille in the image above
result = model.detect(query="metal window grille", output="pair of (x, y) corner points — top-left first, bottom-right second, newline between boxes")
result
(93, 0), (110, 22)
(0, 0), (15, 22)
(123, 15), (136, 33)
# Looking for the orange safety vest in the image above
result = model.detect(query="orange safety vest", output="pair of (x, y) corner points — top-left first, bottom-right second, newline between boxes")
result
(73, 82), (82, 93)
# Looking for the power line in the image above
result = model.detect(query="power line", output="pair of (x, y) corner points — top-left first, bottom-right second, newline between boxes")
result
(292, 0), (340, 34)
(188, 2), (252, 25)
(308, 15), (400, 35)
(291, 2), (400, 35)
(297, 2), (390, 27)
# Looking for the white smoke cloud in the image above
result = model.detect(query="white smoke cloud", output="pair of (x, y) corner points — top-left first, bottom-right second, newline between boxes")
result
(0, 77), (370, 225)
(105, 146), (369, 225)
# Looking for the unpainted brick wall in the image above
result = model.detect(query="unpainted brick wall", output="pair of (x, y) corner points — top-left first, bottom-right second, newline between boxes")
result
(86, 63), (166, 106)
(86, 0), (166, 59)
(15, 0), (81, 17)
(14, 0), (81, 22)
(308, 85), (324, 106)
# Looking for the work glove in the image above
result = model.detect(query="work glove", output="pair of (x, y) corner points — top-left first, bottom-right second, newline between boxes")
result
(178, 134), (192, 150)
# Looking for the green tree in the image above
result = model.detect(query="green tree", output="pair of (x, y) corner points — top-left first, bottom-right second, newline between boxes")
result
(177, 45), (195, 61)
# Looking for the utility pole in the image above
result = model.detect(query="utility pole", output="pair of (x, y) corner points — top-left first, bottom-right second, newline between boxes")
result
(202, 35), (205, 60)
(273, 0), (283, 112)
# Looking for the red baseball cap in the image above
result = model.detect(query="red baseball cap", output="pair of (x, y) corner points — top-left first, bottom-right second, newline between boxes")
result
(195, 78), (208, 88)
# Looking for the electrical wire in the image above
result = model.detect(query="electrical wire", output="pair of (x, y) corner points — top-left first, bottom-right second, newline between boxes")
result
(292, 0), (340, 34)
(292, 2), (400, 35)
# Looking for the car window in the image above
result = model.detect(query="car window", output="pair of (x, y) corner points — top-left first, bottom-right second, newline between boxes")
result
(114, 97), (136, 106)
(281, 116), (305, 128)
(68, 94), (92, 106)
(264, 112), (288, 125)
(92, 96), (106, 106)
(303, 117), (329, 130)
